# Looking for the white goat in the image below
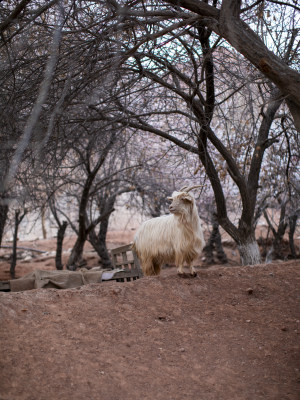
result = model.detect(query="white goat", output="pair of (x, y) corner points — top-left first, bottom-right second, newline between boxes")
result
(132, 186), (205, 276)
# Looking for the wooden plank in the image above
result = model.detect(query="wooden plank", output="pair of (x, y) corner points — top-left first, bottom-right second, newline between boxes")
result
(121, 251), (128, 268)
(112, 260), (134, 268)
(110, 244), (133, 255)
(112, 253), (117, 268)
(109, 243), (143, 281)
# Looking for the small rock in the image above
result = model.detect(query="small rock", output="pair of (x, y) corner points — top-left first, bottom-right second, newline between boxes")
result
(281, 327), (288, 332)
(179, 347), (185, 352)
(247, 288), (254, 295)
(246, 320), (251, 323)
(158, 315), (167, 321)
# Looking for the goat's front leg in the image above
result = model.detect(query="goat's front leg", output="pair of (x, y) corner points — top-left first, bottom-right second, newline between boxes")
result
(189, 264), (197, 277)
(177, 264), (184, 275)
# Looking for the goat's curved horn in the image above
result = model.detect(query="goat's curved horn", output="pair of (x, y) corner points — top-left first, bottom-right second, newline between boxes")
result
(179, 185), (188, 192)
(185, 185), (204, 193)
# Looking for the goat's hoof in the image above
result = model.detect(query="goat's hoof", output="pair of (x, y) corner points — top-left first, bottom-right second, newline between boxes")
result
(178, 272), (197, 279)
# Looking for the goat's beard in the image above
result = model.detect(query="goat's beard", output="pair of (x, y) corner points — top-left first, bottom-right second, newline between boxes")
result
(178, 205), (195, 233)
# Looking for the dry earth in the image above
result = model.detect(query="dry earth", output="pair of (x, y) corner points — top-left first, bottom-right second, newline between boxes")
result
(0, 233), (299, 400)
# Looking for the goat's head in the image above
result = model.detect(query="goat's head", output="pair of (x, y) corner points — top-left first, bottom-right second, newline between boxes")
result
(168, 185), (203, 216)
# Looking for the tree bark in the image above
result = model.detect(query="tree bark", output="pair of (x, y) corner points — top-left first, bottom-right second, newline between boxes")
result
(41, 206), (47, 239)
(67, 236), (86, 271)
(238, 238), (261, 266)
(10, 210), (26, 279)
(66, 175), (99, 270)
(0, 203), (8, 247)
(263, 199), (288, 260)
(88, 196), (116, 268)
(10, 211), (20, 279)
(289, 213), (298, 259)
(203, 214), (227, 264)
(89, 220), (112, 269)
(214, 227), (228, 264)
(55, 221), (67, 270)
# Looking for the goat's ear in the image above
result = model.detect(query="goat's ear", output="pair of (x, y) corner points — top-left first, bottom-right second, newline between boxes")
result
(181, 194), (193, 203)
(167, 197), (173, 201)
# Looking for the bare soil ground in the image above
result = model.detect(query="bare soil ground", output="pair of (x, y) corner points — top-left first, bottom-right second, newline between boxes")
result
(0, 233), (299, 400)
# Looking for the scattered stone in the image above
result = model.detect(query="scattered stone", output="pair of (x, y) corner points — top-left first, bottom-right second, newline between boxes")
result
(281, 327), (288, 332)
(158, 315), (167, 321)
(247, 288), (254, 295)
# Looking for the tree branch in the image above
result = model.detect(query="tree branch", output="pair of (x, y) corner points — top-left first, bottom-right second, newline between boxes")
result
(164, 0), (300, 130)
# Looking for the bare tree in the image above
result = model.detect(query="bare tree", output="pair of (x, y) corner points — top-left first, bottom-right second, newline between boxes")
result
(94, 0), (298, 264)
(1, 0), (298, 268)
(109, 0), (299, 129)
(48, 196), (68, 270)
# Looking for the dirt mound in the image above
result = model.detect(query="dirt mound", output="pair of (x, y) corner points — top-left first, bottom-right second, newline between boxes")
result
(1, 260), (299, 400)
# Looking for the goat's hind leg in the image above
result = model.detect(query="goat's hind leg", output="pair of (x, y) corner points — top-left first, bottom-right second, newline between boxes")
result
(153, 260), (161, 275)
(142, 259), (156, 276)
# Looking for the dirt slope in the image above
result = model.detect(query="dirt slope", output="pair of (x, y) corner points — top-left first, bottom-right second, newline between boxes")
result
(0, 260), (299, 400)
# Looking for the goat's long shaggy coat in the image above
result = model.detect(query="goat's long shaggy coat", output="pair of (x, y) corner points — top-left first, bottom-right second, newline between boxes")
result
(133, 190), (205, 276)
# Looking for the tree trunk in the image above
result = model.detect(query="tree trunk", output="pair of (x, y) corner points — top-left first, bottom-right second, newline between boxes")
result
(55, 221), (67, 270)
(0, 203), (8, 247)
(203, 239), (214, 264)
(289, 213), (298, 259)
(67, 236), (86, 271)
(273, 231), (287, 259)
(10, 210), (26, 278)
(238, 239), (261, 266)
(10, 211), (20, 279)
(215, 227), (228, 264)
(263, 202), (288, 260)
(41, 206), (47, 239)
(89, 230), (112, 268)
(88, 194), (117, 268)
(66, 164), (102, 270)
(203, 215), (227, 264)
(89, 215), (112, 269)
